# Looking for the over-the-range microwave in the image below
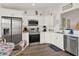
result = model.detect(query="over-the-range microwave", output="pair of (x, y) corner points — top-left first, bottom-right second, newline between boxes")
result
(28, 20), (38, 26)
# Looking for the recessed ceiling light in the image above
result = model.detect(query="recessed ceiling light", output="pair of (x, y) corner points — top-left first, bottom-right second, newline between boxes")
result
(32, 3), (35, 6)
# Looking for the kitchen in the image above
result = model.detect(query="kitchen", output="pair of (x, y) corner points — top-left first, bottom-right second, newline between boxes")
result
(0, 3), (79, 56)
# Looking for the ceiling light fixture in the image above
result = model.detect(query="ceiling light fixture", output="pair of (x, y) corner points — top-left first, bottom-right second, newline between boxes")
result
(32, 3), (35, 6)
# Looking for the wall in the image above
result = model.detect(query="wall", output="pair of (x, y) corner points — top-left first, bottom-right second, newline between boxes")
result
(55, 3), (79, 29)
(62, 7), (79, 30)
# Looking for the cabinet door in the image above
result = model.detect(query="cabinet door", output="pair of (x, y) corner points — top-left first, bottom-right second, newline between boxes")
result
(22, 16), (28, 26)
(49, 16), (54, 26)
(53, 33), (64, 50)
(50, 33), (64, 50)
(52, 33), (58, 46)
(47, 32), (54, 44)
(39, 16), (45, 26)
(57, 34), (64, 50)
(40, 32), (45, 44)
(44, 32), (56, 44)
(44, 16), (49, 26)
(22, 33), (29, 43)
(45, 32), (52, 43)
(40, 32), (53, 44)
(44, 16), (54, 26)
(50, 33), (56, 45)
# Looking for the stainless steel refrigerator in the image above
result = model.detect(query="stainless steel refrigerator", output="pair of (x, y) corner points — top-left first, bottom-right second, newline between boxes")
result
(1, 16), (22, 44)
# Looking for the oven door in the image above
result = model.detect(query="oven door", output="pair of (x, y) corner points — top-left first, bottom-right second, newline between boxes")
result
(29, 34), (40, 43)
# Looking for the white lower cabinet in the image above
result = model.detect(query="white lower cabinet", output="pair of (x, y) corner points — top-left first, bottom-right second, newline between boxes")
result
(45, 32), (53, 43)
(45, 32), (49, 43)
(40, 32), (51, 44)
(51, 33), (64, 50)
(57, 34), (64, 50)
(40, 32), (64, 50)
(40, 32), (45, 44)
(22, 33), (29, 45)
(50, 33), (56, 44)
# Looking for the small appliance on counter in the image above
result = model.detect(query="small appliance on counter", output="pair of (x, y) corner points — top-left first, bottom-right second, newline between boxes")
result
(23, 27), (28, 32)
(66, 29), (74, 34)
(64, 29), (74, 34)
(42, 26), (47, 32)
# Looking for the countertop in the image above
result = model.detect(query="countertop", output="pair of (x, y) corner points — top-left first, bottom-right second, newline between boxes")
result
(22, 30), (79, 37)
(51, 31), (79, 37)
(64, 33), (79, 37)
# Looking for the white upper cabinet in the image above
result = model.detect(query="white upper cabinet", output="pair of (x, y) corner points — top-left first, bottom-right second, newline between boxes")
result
(26, 16), (39, 21)
(49, 16), (54, 26)
(31, 16), (39, 20)
(39, 15), (54, 26)
(44, 16), (54, 26)
(39, 16), (45, 26)
(22, 16), (28, 26)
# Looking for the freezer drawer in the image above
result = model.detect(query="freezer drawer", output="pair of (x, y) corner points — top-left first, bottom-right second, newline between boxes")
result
(64, 35), (78, 55)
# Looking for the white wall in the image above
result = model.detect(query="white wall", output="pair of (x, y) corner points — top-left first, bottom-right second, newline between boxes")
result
(62, 7), (79, 30)
(54, 3), (79, 31)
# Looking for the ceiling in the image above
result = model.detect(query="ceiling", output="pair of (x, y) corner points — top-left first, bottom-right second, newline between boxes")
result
(0, 3), (65, 10)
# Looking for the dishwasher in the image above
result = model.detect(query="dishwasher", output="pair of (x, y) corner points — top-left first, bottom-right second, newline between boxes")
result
(64, 35), (78, 55)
